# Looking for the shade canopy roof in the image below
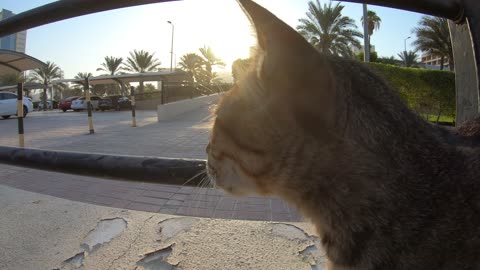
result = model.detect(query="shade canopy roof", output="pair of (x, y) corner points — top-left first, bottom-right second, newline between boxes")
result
(53, 71), (193, 86)
(0, 50), (47, 75)
(0, 83), (52, 92)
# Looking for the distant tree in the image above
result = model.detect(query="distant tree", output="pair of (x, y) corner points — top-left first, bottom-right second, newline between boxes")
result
(97, 56), (124, 75)
(31, 61), (64, 108)
(124, 50), (161, 93)
(377, 56), (400, 65)
(398, 50), (419, 68)
(297, 0), (363, 57)
(73, 72), (94, 95)
(199, 46), (226, 85)
(357, 51), (378, 62)
(0, 73), (25, 86)
(97, 56), (126, 95)
(360, 10), (381, 49)
(412, 16), (453, 71)
(144, 83), (156, 93)
(178, 53), (205, 82)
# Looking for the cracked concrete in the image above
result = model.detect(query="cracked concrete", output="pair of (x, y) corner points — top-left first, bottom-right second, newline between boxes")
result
(0, 184), (325, 270)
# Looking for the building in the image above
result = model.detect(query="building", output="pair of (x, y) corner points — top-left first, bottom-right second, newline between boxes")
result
(421, 52), (450, 70)
(0, 9), (27, 53)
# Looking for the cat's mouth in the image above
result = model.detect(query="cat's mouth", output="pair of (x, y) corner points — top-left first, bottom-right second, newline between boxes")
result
(206, 156), (257, 196)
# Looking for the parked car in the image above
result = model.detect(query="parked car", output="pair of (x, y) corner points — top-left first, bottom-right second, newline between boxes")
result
(98, 98), (114, 111)
(59, 96), (80, 112)
(116, 96), (132, 110)
(38, 100), (54, 110)
(71, 96), (101, 111)
(0, 91), (33, 119)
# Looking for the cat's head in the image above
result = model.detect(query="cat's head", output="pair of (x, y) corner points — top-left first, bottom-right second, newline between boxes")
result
(206, 0), (403, 197)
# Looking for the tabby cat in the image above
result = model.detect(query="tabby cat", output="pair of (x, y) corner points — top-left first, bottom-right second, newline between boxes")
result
(206, 0), (480, 269)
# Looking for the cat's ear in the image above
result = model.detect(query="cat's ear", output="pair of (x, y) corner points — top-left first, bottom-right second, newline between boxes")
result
(237, 0), (325, 84)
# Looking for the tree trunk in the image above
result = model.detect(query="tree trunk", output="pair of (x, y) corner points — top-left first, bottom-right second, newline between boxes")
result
(436, 110), (442, 123)
(440, 56), (445, 71)
(449, 55), (455, 71)
(139, 81), (144, 94)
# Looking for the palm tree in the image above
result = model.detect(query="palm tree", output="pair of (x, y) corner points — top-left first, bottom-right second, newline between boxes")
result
(398, 50), (419, 68)
(0, 73), (25, 86)
(97, 56), (123, 75)
(360, 10), (381, 49)
(73, 72), (94, 95)
(297, 0), (363, 57)
(412, 16), (453, 71)
(31, 61), (64, 109)
(178, 53), (205, 82)
(97, 56), (127, 95)
(124, 49), (161, 93)
(199, 46), (225, 84)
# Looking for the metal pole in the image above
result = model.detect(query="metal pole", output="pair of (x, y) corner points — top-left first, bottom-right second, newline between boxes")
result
(84, 77), (94, 134)
(162, 79), (168, 104)
(17, 83), (24, 147)
(404, 36), (411, 53)
(363, 4), (370, 62)
(43, 79), (48, 111)
(167, 21), (174, 72)
(130, 86), (137, 127)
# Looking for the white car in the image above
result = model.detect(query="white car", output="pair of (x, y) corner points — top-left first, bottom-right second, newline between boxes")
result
(0, 91), (33, 119)
(71, 96), (101, 111)
(38, 100), (54, 110)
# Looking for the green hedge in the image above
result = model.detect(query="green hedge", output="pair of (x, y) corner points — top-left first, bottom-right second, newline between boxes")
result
(367, 62), (456, 122)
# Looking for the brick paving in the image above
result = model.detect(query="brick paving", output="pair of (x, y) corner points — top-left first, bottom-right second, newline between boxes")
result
(0, 108), (303, 222)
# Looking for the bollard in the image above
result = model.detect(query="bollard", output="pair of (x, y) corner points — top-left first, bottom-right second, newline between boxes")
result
(84, 77), (94, 134)
(17, 83), (24, 147)
(130, 86), (137, 127)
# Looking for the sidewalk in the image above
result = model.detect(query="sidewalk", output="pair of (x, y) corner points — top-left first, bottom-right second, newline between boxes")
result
(0, 104), (319, 269)
(0, 107), (302, 221)
(0, 185), (324, 270)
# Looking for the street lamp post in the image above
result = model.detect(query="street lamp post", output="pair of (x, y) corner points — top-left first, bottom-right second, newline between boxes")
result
(404, 36), (411, 52)
(403, 36), (411, 66)
(167, 20), (174, 72)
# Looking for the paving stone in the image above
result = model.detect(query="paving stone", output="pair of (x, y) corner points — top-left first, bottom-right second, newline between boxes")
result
(132, 196), (168, 206)
(142, 190), (173, 199)
(0, 110), (300, 221)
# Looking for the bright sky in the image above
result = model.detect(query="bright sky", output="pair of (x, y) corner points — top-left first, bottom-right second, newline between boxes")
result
(1, 0), (423, 79)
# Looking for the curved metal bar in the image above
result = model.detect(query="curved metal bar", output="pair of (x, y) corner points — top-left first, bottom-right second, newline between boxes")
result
(334, 0), (464, 22)
(0, 0), (180, 38)
(0, 146), (207, 186)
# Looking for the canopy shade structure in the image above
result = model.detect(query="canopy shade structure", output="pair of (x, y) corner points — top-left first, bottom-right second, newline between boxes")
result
(0, 50), (47, 75)
(0, 83), (52, 92)
(53, 71), (193, 86)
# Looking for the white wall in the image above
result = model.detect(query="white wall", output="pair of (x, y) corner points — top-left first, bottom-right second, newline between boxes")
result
(157, 93), (222, 121)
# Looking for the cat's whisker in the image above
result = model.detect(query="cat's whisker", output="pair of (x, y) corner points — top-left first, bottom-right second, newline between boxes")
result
(182, 169), (207, 187)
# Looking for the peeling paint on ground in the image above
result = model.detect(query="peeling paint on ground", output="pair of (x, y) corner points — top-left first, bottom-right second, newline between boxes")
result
(136, 245), (177, 270)
(158, 217), (198, 240)
(271, 223), (310, 242)
(62, 252), (85, 269)
(300, 244), (325, 270)
(81, 218), (127, 253)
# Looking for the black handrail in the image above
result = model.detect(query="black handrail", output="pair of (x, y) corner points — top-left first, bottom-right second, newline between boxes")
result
(0, 0), (180, 38)
(334, 0), (464, 22)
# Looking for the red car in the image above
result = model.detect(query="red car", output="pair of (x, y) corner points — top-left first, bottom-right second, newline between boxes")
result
(59, 96), (80, 112)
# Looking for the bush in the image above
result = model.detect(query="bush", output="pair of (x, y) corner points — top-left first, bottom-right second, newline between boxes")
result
(367, 62), (456, 122)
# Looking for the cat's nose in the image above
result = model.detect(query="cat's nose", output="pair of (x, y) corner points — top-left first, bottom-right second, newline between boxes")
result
(206, 143), (211, 154)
